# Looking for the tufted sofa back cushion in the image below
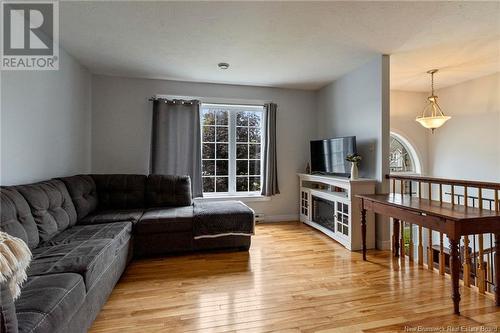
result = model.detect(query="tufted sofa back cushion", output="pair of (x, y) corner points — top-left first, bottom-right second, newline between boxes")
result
(91, 174), (146, 210)
(146, 175), (192, 207)
(59, 175), (98, 220)
(0, 187), (39, 249)
(15, 180), (77, 243)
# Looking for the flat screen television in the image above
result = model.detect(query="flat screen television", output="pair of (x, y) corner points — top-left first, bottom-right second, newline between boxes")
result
(310, 136), (357, 177)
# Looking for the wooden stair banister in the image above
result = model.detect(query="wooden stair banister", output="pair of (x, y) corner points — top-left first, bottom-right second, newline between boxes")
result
(387, 173), (500, 305)
(387, 174), (500, 190)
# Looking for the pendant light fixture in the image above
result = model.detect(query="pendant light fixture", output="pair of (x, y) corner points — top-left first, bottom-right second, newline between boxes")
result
(416, 69), (451, 133)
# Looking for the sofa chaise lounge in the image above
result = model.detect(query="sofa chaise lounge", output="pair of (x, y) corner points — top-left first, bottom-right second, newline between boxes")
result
(0, 174), (254, 333)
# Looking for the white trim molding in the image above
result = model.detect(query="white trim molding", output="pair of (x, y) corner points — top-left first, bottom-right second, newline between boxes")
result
(261, 214), (299, 223)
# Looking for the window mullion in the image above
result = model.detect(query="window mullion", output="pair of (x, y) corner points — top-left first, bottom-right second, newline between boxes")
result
(228, 111), (236, 194)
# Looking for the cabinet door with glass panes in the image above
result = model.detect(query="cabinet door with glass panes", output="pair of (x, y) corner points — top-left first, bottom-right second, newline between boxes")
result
(201, 104), (264, 196)
(299, 189), (310, 222)
(335, 201), (349, 237)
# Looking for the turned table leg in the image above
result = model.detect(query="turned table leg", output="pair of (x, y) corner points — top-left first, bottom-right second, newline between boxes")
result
(393, 218), (400, 257)
(495, 234), (500, 306)
(361, 208), (367, 261)
(449, 238), (461, 315)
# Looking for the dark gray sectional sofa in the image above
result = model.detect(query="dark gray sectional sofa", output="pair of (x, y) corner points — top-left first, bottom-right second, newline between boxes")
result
(0, 174), (254, 333)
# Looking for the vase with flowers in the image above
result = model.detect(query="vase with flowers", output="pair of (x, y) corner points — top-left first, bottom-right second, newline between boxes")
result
(346, 153), (362, 179)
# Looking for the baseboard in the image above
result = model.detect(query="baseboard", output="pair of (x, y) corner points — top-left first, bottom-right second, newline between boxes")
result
(260, 214), (299, 223)
(376, 239), (391, 251)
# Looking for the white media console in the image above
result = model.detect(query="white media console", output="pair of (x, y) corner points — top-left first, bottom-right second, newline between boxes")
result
(298, 173), (376, 251)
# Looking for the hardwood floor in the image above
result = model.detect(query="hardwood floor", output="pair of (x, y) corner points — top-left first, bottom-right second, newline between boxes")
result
(89, 222), (500, 333)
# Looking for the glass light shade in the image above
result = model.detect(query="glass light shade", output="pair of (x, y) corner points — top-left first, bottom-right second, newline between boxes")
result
(415, 115), (451, 130)
(416, 70), (451, 132)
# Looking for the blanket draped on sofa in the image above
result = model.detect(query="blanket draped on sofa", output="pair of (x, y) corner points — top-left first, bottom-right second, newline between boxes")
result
(0, 232), (31, 300)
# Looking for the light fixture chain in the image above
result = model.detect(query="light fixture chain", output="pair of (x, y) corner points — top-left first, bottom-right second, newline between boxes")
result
(431, 71), (434, 96)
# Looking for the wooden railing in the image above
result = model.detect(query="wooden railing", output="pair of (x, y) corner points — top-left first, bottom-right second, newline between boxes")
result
(387, 174), (498, 295)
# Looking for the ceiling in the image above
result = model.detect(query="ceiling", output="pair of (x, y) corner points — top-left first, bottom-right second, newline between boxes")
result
(60, 1), (500, 92)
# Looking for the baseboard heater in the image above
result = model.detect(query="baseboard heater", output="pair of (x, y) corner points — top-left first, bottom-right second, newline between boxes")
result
(254, 213), (265, 223)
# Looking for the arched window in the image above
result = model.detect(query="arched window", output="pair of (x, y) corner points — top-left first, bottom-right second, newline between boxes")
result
(389, 132), (421, 174)
(390, 132), (422, 254)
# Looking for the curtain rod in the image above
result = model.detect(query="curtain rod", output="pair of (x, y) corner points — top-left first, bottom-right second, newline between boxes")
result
(148, 97), (200, 104)
(202, 102), (267, 108)
(149, 97), (271, 107)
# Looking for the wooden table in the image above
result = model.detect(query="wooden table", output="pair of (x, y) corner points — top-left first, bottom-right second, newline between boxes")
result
(357, 193), (500, 315)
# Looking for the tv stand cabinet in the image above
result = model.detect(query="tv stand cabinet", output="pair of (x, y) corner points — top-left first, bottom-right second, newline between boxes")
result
(298, 173), (376, 251)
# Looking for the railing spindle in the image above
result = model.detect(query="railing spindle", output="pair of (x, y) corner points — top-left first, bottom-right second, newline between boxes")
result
(461, 186), (468, 285)
(451, 185), (455, 205)
(417, 180), (423, 266)
(478, 234), (486, 293)
(487, 252), (492, 292)
(427, 182), (433, 270)
(489, 233), (494, 293)
(495, 189), (498, 212)
(439, 233), (445, 275)
(479, 188), (483, 210)
(439, 184), (445, 275)
(464, 186), (468, 207)
(464, 235), (471, 287)
(400, 220), (405, 261)
(409, 223), (414, 262)
(418, 226), (423, 266)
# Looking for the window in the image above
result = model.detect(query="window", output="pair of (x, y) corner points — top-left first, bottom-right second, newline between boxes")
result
(201, 103), (264, 195)
(389, 133), (417, 173)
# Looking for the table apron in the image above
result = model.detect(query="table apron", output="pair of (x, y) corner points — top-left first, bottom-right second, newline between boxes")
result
(364, 200), (450, 234)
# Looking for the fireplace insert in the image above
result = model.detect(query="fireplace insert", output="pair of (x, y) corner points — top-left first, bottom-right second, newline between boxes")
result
(312, 195), (335, 232)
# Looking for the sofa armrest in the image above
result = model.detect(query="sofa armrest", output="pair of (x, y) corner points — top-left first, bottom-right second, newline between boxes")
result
(146, 175), (193, 207)
(0, 281), (18, 333)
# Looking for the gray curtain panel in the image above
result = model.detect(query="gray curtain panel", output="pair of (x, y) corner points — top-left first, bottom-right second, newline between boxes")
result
(262, 103), (280, 196)
(150, 99), (203, 197)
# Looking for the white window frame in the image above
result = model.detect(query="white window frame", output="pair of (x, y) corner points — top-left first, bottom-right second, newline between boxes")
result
(201, 103), (265, 198)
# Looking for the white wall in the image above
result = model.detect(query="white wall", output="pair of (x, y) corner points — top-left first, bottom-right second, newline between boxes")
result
(428, 72), (500, 182)
(91, 75), (317, 220)
(390, 90), (428, 173)
(316, 55), (391, 249)
(1, 49), (92, 185)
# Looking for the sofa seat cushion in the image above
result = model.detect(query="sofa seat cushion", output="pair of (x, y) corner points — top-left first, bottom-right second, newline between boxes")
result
(136, 206), (193, 234)
(15, 273), (85, 333)
(29, 222), (132, 291)
(59, 175), (98, 220)
(15, 180), (77, 243)
(39, 222), (132, 247)
(80, 209), (144, 225)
